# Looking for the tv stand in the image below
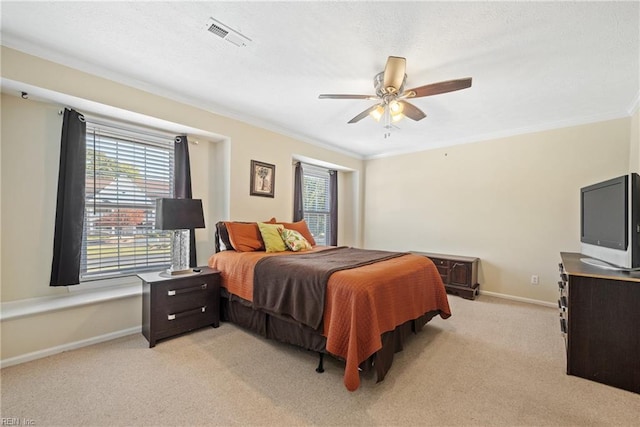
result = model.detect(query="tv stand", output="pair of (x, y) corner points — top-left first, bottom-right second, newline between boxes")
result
(559, 252), (640, 394)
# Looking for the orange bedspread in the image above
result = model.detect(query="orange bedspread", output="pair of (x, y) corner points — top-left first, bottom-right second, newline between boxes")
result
(208, 247), (451, 391)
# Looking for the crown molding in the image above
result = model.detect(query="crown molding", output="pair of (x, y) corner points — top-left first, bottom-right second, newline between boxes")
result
(365, 109), (632, 160)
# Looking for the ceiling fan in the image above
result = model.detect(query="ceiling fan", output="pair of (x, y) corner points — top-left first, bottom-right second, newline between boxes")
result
(319, 56), (472, 126)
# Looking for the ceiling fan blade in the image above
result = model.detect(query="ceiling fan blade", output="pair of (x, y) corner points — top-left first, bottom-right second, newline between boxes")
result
(405, 77), (472, 98)
(383, 56), (406, 93)
(399, 101), (427, 121)
(348, 104), (381, 124)
(319, 94), (376, 100)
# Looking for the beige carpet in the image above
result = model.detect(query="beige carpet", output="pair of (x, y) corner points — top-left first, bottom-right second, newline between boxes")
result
(1, 295), (639, 426)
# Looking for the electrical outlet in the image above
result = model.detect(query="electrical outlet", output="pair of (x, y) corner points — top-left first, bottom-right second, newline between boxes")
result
(531, 275), (539, 285)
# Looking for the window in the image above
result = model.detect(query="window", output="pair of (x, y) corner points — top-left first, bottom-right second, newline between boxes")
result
(81, 121), (175, 280)
(302, 165), (332, 246)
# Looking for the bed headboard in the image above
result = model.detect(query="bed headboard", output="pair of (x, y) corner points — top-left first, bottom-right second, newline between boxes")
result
(214, 221), (231, 253)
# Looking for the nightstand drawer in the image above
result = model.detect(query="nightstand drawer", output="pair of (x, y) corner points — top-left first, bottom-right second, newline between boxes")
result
(152, 276), (216, 313)
(153, 304), (217, 340)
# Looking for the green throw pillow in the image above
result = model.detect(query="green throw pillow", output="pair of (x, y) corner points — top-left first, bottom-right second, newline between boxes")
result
(281, 228), (312, 252)
(257, 222), (287, 252)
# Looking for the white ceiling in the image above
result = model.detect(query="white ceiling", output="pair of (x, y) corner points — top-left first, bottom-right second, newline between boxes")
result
(1, 1), (639, 159)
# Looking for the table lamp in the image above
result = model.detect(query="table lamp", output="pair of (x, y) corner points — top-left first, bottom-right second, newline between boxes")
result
(155, 198), (205, 275)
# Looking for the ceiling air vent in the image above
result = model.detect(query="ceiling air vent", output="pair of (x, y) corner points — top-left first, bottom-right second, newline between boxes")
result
(206, 17), (251, 48)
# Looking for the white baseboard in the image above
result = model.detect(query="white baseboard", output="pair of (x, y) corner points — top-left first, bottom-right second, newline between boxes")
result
(479, 290), (556, 308)
(1, 326), (141, 369)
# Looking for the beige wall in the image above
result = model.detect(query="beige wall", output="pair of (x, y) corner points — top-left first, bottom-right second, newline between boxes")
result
(1, 94), (68, 301)
(1, 296), (141, 360)
(0, 47), (363, 362)
(363, 118), (631, 304)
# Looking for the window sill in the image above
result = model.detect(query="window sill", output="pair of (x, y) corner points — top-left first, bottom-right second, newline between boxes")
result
(0, 280), (141, 322)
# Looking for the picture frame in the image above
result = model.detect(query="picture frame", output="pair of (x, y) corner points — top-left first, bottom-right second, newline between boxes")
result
(250, 160), (275, 198)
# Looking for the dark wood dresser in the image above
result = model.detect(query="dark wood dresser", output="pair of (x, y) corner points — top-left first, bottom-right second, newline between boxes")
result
(138, 267), (220, 347)
(413, 252), (480, 299)
(558, 252), (640, 393)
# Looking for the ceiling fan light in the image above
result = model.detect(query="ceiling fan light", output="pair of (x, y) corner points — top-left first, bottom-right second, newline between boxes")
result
(369, 105), (385, 122)
(391, 112), (404, 122)
(389, 100), (403, 114)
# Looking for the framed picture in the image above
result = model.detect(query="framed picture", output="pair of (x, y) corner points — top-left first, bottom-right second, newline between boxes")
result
(250, 160), (275, 198)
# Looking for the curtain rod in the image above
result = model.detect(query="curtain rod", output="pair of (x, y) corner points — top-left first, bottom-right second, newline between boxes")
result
(59, 107), (181, 142)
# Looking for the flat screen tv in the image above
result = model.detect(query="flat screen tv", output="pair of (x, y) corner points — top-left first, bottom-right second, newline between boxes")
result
(580, 173), (639, 270)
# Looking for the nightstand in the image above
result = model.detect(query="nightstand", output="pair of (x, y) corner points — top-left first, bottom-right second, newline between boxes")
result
(138, 267), (220, 347)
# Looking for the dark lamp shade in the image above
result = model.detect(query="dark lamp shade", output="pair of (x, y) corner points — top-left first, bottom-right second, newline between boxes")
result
(155, 198), (205, 230)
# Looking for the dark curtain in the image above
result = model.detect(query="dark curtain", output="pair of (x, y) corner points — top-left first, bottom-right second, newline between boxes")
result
(50, 108), (86, 286)
(293, 161), (304, 222)
(329, 170), (338, 246)
(174, 135), (197, 267)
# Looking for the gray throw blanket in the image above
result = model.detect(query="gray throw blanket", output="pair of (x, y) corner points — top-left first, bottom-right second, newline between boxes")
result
(253, 246), (408, 330)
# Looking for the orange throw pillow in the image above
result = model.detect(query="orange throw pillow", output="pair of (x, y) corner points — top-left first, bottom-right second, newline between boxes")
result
(277, 220), (316, 246)
(223, 218), (277, 252)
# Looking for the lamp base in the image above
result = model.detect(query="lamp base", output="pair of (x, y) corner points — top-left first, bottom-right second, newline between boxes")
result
(169, 229), (191, 274)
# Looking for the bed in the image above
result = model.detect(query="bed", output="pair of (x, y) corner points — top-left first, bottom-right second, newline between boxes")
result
(207, 220), (451, 391)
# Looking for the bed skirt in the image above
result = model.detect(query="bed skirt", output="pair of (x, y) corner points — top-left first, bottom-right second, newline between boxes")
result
(220, 288), (440, 384)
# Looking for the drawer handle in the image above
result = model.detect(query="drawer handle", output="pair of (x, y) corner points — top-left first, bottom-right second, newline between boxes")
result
(560, 318), (567, 334)
(557, 300), (567, 312)
(167, 306), (207, 321)
(167, 283), (207, 296)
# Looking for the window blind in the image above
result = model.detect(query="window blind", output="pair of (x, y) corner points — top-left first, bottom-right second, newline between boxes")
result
(81, 122), (175, 280)
(302, 164), (331, 246)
